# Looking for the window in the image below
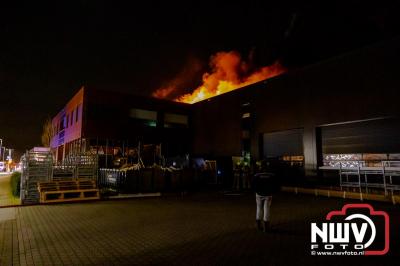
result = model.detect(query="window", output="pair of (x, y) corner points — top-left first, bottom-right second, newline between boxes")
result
(129, 108), (157, 120)
(129, 108), (157, 127)
(75, 105), (81, 123)
(144, 120), (157, 127)
(242, 112), (251, 118)
(71, 109), (75, 125)
(60, 115), (66, 131)
(323, 153), (400, 168)
(164, 113), (188, 128)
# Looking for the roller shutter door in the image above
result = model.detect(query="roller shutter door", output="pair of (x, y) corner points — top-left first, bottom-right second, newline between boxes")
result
(263, 128), (304, 158)
(321, 118), (400, 154)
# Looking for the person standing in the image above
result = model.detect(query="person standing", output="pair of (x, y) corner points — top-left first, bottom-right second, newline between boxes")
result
(242, 163), (251, 190)
(252, 172), (279, 232)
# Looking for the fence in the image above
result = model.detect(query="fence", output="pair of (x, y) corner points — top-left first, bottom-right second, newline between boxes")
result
(320, 160), (400, 195)
(20, 149), (212, 202)
(98, 167), (195, 194)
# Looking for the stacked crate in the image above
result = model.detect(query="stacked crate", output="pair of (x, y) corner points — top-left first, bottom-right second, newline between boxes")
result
(52, 167), (75, 181)
(20, 149), (53, 204)
(64, 154), (98, 180)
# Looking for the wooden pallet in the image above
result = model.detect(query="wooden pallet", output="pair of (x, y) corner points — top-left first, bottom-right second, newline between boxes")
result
(38, 179), (100, 203)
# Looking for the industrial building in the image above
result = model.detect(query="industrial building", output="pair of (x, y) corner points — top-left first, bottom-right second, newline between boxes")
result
(50, 88), (192, 166)
(191, 38), (400, 178)
(50, 38), (400, 187)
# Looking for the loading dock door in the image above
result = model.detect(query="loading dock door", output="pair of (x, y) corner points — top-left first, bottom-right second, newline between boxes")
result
(321, 118), (400, 154)
(263, 128), (304, 158)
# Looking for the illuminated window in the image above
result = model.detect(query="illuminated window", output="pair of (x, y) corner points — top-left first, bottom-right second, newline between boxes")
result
(145, 121), (157, 127)
(60, 115), (66, 131)
(322, 153), (400, 167)
(242, 113), (251, 118)
(130, 108), (157, 120)
(129, 108), (157, 127)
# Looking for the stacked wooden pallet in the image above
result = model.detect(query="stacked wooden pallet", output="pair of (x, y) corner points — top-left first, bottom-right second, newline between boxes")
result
(38, 179), (100, 203)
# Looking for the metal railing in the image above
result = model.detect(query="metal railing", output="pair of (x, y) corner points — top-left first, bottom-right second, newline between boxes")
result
(322, 160), (400, 195)
(98, 167), (196, 194)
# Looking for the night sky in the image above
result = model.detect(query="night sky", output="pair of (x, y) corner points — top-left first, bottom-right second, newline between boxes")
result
(0, 0), (398, 156)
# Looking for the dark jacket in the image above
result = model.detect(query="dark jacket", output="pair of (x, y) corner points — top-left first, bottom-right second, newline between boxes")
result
(252, 172), (280, 196)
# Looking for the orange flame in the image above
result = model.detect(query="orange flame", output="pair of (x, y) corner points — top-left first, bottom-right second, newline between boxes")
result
(153, 51), (285, 104)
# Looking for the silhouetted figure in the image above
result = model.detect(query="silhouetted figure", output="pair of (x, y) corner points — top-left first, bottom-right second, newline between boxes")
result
(242, 164), (251, 190)
(252, 172), (280, 232)
(232, 162), (242, 191)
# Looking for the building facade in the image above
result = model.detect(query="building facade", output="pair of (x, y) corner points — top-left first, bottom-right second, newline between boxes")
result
(51, 38), (400, 178)
(50, 87), (192, 165)
(191, 38), (400, 176)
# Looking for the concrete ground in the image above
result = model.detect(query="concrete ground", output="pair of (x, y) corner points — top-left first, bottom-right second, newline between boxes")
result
(0, 173), (20, 207)
(0, 193), (399, 265)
